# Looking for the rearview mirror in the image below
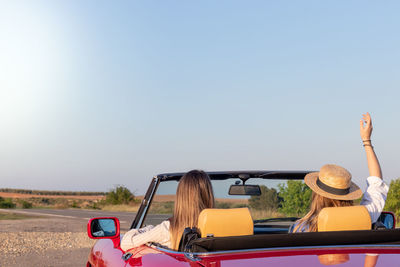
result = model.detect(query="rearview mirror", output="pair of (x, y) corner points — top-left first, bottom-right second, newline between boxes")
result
(229, 185), (261, 196)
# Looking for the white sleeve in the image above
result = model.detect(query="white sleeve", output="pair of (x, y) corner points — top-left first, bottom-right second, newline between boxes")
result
(120, 221), (170, 251)
(360, 176), (389, 223)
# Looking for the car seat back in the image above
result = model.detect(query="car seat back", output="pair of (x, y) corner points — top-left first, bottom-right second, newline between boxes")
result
(197, 208), (253, 238)
(317, 205), (371, 231)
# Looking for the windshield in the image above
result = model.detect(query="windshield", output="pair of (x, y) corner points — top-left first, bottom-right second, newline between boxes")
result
(142, 177), (311, 227)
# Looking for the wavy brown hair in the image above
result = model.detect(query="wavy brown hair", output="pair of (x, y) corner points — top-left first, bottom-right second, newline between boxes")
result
(293, 191), (353, 232)
(169, 170), (215, 250)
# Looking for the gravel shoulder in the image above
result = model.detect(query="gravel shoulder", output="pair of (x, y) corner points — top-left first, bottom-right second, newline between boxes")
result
(0, 214), (95, 267)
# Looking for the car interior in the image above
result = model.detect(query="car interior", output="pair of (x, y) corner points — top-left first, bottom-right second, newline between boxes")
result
(175, 205), (398, 252)
(134, 172), (399, 253)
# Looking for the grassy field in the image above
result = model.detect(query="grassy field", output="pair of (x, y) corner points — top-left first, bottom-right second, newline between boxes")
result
(0, 211), (42, 220)
(0, 188), (105, 196)
(0, 192), (104, 200)
(0, 191), (283, 220)
(100, 204), (140, 212)
(0, 191), (105, 210)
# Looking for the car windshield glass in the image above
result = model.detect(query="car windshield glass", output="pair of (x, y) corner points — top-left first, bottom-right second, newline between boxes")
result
(142, 177), (310, 227)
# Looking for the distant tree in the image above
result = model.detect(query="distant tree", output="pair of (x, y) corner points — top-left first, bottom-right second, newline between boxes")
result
(0, 197), (16, 208)
(105, 185), (135, 205)
(249, 185), (280, 210)
(278, 181), (312, 217)
(384, 178), (400, 220)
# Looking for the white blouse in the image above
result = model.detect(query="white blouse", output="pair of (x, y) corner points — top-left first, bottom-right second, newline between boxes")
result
(360, 176), (389, 223)
(120, 220), (171, 251)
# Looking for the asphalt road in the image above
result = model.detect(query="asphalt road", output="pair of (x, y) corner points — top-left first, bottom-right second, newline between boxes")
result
(5, 209), (170, 231)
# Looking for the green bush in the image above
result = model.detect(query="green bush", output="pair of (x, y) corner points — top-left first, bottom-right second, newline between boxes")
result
(0, 197), (16, 208)
(105, 186), (135, 205)
(70, 201), (79, 208)
(21, 200), (33, 209)
(278, 180), (312, 217)
(41, 198), (51, 205)
(384, 178), (400, 220)
(249, 185), (280, 210)
(87, 202), (101, 210)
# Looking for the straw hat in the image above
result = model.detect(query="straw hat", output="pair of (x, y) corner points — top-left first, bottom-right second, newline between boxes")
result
(318, 254), (350, 265)
(304, 164), (362, 200)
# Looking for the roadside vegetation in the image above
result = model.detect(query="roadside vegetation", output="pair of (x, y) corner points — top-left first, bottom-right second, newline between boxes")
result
(384, 178), (400, 221)
(0, 211), (42, 220)
(100, 186), (140, 212)
(278, 181), (312, 216)
(0, 197), (16, 208)
(2, 178), (400, 220)
(0, 188), (105, 196)
(0, 186), (139, 211)
(247, 182), (312, 219)
(103, 186), (136, 205)
(0, 196), (102, 210)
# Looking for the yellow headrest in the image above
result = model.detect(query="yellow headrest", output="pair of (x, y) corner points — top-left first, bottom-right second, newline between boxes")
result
(198, 208), (253, 238)
(317, 205), (371, 232)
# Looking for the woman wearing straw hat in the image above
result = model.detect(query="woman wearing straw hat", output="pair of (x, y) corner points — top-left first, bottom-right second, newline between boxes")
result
(291, 113), (389, 233)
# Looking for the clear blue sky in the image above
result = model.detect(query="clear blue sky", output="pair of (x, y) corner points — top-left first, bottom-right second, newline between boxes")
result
(0, 1), (399, 194)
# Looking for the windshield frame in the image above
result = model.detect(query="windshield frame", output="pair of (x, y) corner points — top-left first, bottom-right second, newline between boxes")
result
(131, 170), (313, 229)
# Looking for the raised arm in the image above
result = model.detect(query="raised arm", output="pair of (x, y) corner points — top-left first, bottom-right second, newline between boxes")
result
(359, 113), (382, 179)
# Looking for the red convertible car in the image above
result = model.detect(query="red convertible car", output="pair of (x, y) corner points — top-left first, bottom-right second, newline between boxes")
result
(87, 171), (399, 266)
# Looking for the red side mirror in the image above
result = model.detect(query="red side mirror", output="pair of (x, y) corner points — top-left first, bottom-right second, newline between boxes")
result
(87, 217), (120, 248)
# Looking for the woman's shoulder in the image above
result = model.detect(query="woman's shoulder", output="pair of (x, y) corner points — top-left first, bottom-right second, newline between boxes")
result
(151, 220), (170, 232)
(160, 220), (170, 228)
(366, 176), (388, 188)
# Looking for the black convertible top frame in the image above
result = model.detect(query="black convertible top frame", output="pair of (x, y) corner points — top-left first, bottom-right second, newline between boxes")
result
(156, 170), (313, 181)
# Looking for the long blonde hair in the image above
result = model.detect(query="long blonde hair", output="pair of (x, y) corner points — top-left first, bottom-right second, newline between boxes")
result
(170, 170), (215, 250)
(293, 191), (353, 232)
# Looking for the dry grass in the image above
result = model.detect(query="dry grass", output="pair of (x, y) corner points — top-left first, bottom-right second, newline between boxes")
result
(249, 209), (284, 220)
(0, 212), (42, 220)
(0, 191), (104, 209)
(137, 195), (174, 202)
(0, 192), (104, 200)
(100, 204), (140, 212)
(216, 198), (248, 204)
(147, 201), (174, 214)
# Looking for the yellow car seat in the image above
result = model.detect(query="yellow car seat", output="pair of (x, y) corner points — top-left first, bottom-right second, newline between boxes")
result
(318, 205), (372, 231)
(197, 208), (253, 238)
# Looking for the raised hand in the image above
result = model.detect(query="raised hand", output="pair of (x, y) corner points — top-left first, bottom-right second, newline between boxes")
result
(360, 112), (373, 142)
(359, 112), (382, 178)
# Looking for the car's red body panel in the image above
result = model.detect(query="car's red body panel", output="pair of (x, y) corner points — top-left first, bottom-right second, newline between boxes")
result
(88, 238), (400, 267)
(89, 239), (125, 267)
(87, 172), (400, 266)
(196, 248), (400, 266)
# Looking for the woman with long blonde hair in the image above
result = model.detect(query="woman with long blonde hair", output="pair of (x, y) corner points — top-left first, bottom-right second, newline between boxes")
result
(291, 113), (388, 232)
(121, 170), (214, 250)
